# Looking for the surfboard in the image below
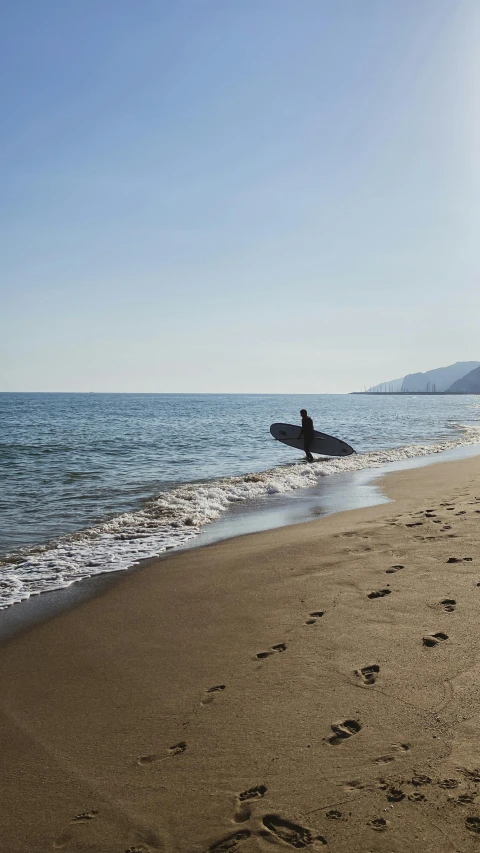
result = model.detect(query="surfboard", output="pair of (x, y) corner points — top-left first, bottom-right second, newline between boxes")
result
(270, 423), (355, 457)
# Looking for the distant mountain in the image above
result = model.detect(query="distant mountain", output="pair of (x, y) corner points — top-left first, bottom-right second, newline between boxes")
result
(401, 362), (480, 392)
(366, 376), (405, 393)
(364, 361), (480, 393)
(448, 365), (480, 393)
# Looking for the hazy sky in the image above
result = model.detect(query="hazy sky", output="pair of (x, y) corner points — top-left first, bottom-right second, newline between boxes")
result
(2, 0), (479, 393)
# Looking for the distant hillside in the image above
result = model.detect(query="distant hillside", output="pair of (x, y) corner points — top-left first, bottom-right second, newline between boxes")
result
(364, 361), (480, 394)
(448, 365), (480, 393)
(401, 362), (480, 392)
(366, 376), (404, 393)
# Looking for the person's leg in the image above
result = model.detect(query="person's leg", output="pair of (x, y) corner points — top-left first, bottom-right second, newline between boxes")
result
(304, 437), (314, 462)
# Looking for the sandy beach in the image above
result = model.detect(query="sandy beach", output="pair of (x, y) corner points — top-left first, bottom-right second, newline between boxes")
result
(2, 455), (480, 853)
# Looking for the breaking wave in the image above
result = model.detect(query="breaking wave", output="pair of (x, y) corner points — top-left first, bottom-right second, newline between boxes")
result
(1, 422), (480, 609)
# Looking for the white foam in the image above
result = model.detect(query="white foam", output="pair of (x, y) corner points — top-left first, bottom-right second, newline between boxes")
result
(1, 423), (480, 609)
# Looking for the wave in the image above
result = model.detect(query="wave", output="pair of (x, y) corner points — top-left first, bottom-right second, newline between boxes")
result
(1, 423), (480, 609)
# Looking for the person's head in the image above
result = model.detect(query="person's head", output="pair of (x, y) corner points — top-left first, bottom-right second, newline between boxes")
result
(300, 409), (307, 417)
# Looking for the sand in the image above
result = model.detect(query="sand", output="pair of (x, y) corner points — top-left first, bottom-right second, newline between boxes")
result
(2, 455), (480, 853)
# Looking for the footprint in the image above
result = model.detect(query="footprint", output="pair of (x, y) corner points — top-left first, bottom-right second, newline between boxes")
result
(306, 611), (325, 623)
(368, 817), (387, 831)
(386, 564), (404, 574)
(208, 830), (251, 853)
(459, 768), (480, 782)
(54, 812), (99, 850)
(201, 685), (226, 704)
(139, 742), (186, 763)
(344, 780), (365, 790)
(256, 644), (286, 659)
(440, 599), (456, 612)
(137, 754), (159, 766)
(325, 810), (343, 820)
(262, 815), (325, 848)
(72, 810), (98, 822)
(438, 779), (460, 789)
(372, 745), (408, 764)
(168, 741), (186, 756)
(328, 719), (361, 745)
(386, 786), (405, 802)
(355, 664), (380, 685)
(422, 632), (448, 647)
(408, 792), (426, 802)
(238, 785), (267, 802)
(233, 806), (251, 824)
(411, 774), (431, 786)
(368, 589), (391, 599)
(466, 817), (480, 835)
(456, 793), (477, 805)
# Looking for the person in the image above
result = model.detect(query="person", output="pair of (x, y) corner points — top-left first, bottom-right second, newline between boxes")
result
(299, 409), (314, 462)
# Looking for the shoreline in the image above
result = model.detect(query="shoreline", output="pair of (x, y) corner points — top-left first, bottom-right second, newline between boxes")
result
(3, 454), (480, 851)
(2, 441), (479, 643)
(3, 411), (480, 612)
(351, 391), (480, 395)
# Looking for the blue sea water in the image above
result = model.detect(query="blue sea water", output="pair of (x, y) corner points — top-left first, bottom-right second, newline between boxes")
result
(1, 392), (480, 608)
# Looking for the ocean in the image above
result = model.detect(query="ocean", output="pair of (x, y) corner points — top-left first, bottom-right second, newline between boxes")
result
(1, 392), (480, 609)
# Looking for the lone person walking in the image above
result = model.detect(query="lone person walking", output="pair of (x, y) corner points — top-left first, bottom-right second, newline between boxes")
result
(299, 409), (314, 462)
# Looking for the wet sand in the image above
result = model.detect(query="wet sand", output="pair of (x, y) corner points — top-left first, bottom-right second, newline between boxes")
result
(2, 455), (480, 852)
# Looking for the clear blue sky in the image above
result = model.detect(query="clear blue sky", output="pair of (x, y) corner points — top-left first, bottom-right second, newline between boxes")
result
(2, 0), (479, 392)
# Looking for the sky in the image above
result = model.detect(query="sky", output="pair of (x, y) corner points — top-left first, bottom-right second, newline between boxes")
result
(1, 0), (479, 393)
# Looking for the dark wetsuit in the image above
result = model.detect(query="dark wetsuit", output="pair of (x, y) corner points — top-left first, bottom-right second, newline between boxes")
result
(300, 415), (314, 462)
